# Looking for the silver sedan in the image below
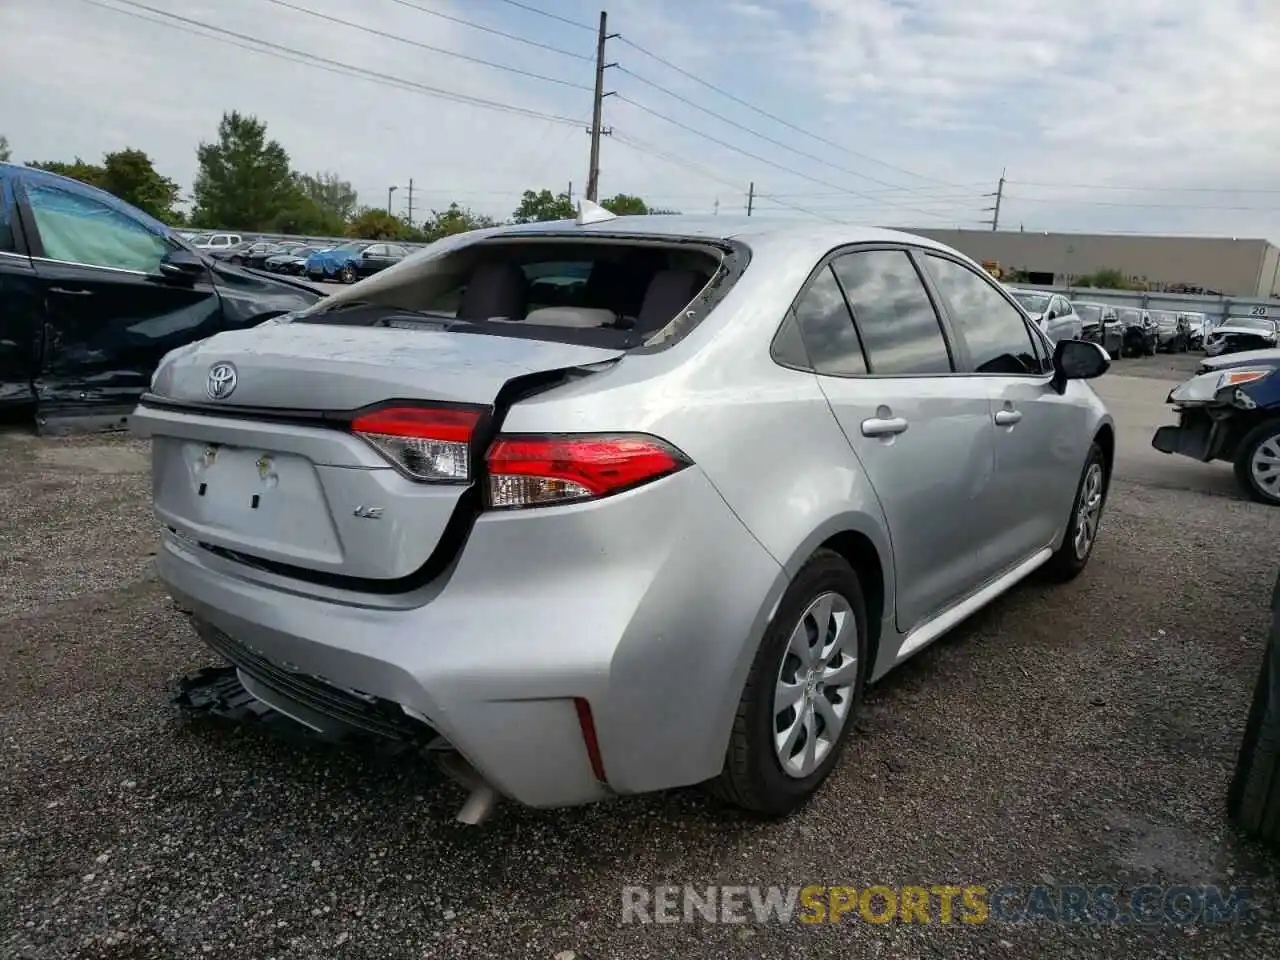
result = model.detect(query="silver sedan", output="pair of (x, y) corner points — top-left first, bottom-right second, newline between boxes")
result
(132, 210), (1115, 821)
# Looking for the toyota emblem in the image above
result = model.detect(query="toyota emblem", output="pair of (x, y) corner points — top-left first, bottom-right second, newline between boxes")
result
(207, 362), (238, 400)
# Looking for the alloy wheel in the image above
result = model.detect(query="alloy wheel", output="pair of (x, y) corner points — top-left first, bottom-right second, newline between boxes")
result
(1073, 462), (1104, 559)
(1250, 433), (1280, 502)
(773, 592), (859, 779)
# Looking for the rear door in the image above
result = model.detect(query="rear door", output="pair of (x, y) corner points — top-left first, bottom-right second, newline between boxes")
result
(0, 171), (40, 409)
(791, 247), (1004, 631)
(358, 243), (390, 276)
(920, 253), (1087, 568)
(16, 177), (223, 413)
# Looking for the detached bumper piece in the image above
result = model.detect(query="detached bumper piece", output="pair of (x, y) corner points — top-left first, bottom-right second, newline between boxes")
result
(1152, 411), (1219, 462)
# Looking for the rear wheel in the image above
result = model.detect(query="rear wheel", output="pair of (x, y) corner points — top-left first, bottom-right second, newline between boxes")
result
(340, 264), (358, 284)
(1233, 419), (1280, 506)
(709, 550), (868, 815)
(1043, 442), (1108, 582)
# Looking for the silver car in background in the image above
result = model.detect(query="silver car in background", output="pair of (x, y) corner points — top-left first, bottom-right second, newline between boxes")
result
(132, 211), (1115, 822)
(1006, 288), (1085, 343)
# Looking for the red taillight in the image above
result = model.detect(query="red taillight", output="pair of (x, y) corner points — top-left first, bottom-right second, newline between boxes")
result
(573, 697), (607, 783)
(351, 405), (483, 482)
(485, 433), (690, 509)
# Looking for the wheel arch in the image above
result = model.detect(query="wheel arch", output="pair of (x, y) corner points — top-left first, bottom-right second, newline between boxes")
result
(773, 513), (895, 684)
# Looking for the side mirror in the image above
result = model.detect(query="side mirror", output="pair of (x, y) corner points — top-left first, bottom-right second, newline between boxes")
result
(1051, 339), (1110, 393)
(158, 248), (206, 283)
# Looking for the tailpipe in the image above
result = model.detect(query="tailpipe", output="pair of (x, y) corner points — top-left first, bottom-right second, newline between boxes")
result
(435, 751), (499, 825)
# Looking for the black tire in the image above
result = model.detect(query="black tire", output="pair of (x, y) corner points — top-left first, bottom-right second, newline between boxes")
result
(1043, 441), (1108, 583)
(1227, 576), (1280, 844)
(708, 550), (868, 816)
(340, 264), (357, 284)
(1232, 419), (1280, 506)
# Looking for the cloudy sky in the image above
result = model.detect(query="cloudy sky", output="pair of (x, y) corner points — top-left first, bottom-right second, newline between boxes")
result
(3, 0), (1279, 237)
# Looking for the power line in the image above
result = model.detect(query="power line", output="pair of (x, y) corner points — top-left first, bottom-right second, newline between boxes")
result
(486, 0), (596, 32)
(1004, 192), (1280, 212)
(379, 0), (592, 61)
(611, 133), (838, 222)
(614, 35), (958, 188)
(614, 95), (980, 221)
(617, 66), (944, 194)
(1009, 179), (1280, 195)
(79, 0), (586, 128)
(259, 0), (592, 91)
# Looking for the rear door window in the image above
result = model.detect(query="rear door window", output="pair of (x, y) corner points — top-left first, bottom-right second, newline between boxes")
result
(790, 265), (866, 376)
(24, 182), (169, 272)
(831, 249), (953, 375)
(0, 176), (14, 253)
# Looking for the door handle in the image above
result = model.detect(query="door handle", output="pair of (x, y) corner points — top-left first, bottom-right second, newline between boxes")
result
(994, 409), (1023, 426)
(49, 287), (94, 296)
(861, 416), (909, 437)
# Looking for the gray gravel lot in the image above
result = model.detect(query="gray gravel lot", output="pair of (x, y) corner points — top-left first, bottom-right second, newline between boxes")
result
(2, 353), (1279, 959)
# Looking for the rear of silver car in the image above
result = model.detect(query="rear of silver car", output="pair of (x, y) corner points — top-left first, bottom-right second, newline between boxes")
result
(131, 233), (784, 817)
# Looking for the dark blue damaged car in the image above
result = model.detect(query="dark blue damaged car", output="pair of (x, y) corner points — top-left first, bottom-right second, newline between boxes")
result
(0, 162), (322, 430)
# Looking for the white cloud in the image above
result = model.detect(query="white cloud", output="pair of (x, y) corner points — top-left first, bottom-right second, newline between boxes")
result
(1, 0), (1278, 236)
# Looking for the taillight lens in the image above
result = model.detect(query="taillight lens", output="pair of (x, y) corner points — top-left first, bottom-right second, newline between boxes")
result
(351, 405), (483, 482)
(486, 433), (690, 509)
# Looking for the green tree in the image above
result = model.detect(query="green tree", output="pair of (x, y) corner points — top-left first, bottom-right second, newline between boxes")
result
(0, 136), (10, 163)
(297, 171), (358, 223)
(422, 202), (495, 241)
(600, 193), (649, 216)
(347, 207), (411, 240)
(26, 157), (106, 187)
(512, 188), (574, 223)
(1075, 268), (1139, 290)
(98, 149), (182, 222)
(191, 111), (296, 230)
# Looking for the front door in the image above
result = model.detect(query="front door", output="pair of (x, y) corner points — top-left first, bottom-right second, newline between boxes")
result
(789, 249), (1003, 632)
(17, 178), (222, 413)
(918, 253), (1090, 568)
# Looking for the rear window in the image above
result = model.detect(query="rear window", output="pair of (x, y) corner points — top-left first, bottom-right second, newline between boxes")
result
(294, 235), (739, 350)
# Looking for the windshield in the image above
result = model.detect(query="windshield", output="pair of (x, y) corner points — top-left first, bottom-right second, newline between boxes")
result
(1076, 304), (1102, 323)
(1011, 292), (1050, 313)
(1228, 317), (1275, 332)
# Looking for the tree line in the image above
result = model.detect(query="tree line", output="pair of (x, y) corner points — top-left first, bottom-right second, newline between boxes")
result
(0, 112), (680, 243)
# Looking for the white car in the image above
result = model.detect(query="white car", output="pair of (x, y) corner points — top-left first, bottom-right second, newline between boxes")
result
(1007, 289), (1084, 344)
(189, 232), (243, 251)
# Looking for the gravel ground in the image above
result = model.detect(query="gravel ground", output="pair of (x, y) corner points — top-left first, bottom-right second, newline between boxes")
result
(2, 366), (1279, 959)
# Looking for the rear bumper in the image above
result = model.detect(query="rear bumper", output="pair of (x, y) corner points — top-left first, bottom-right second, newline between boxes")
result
(155, 466), (785, 809)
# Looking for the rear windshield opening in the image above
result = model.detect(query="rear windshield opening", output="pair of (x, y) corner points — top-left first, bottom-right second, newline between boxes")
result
(293, 235), (736, 349)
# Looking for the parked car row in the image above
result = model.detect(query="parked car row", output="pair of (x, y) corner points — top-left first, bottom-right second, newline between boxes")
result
(175, 233), (415, 284)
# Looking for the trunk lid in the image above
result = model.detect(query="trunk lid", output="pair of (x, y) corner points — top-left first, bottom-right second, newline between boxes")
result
(134, 324), (624, 584)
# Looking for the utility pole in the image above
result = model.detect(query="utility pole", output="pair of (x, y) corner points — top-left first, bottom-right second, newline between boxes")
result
(746, 181), (754, 216)
(387, 184), (398, 215)
(585, 11), (617, 202)
(713, 197), (720, 216)
(405, 178), (415, 226)
(984, 167), (1006, 232)
(567, 181), (573, 204)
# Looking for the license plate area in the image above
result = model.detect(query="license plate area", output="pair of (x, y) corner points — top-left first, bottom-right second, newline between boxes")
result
(155, 439), (342, 563)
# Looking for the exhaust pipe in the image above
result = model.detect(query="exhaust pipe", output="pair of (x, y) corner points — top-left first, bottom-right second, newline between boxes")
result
(435, 751), (499, 825)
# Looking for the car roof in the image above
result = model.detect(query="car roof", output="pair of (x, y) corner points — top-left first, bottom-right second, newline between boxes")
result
(0, 160), (172, 234)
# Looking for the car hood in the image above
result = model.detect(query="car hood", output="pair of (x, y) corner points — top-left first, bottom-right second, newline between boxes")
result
(1208, 323), (1278, 338)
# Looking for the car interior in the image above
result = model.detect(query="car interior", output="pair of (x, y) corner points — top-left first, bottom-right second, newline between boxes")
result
(308, 239), (722, 340)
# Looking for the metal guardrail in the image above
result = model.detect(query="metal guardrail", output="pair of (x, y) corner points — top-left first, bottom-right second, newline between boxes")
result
(1014, 284), (1277, 327)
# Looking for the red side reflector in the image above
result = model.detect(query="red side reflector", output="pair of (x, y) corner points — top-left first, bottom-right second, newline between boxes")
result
(486, 433), (689, 508)
(350, 406), (481, 443)
(573, 697), (607, 783)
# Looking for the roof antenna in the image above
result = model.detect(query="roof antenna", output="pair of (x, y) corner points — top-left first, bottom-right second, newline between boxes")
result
(577, 198), (617, 225)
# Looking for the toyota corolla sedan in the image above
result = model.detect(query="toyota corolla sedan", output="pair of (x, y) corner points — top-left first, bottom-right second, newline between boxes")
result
(132, 209), (1114, 822)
